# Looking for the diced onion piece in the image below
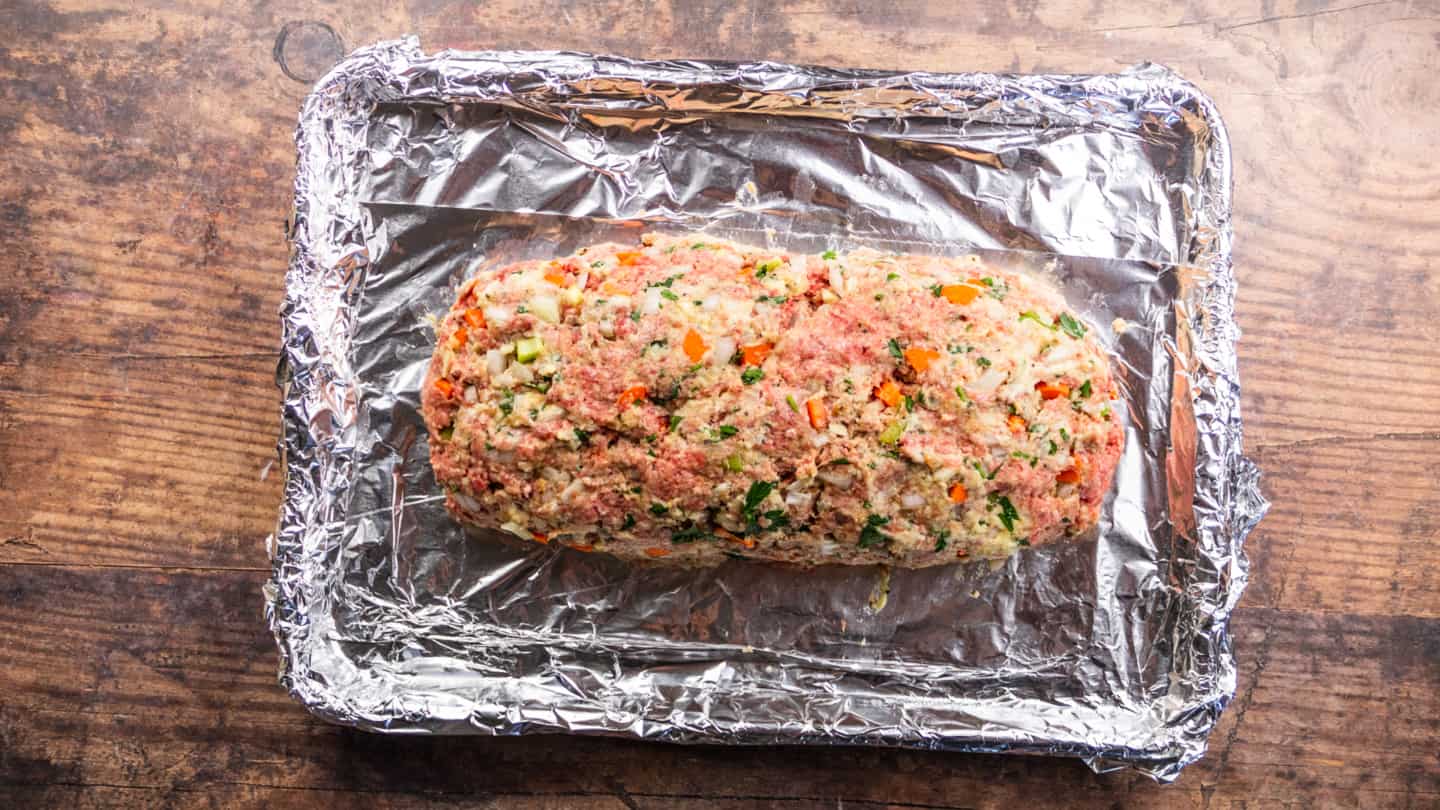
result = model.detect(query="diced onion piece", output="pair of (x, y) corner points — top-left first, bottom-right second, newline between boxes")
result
(485, 349), (506, 377)
(701, 296), (719, 311)
(827, 263), (844, 294)
(509, 361), (535, 384)
(791, 255), (807, 277)
(484, 305), (514, 328)
(561, 287), (584, 307)
(970, 367), (1007, 397)
(599, 319), (616, 338)
(818, 469), (853, 489)
(900, 492), (925, 510)
(808, 432), (830, 448)
(711, 336), (736, 366)
(464, 385), (478, 403)
(785, 490), (814, 511)
(530, 294), (560, 323)
(642, 286), (663, 314)
(538, 405), (564, 422)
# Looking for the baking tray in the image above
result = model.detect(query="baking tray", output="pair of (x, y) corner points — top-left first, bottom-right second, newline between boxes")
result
(268, 37), (1267, 781)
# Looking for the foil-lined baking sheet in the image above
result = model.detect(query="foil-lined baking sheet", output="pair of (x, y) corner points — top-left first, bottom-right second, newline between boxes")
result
(268, 37), (1267, 781)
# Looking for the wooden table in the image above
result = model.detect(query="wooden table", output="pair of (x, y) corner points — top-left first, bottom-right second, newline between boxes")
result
(3, 1), (1437, 807)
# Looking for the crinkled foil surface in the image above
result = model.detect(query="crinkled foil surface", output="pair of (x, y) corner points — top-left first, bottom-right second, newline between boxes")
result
(268, 37), (1268, 781)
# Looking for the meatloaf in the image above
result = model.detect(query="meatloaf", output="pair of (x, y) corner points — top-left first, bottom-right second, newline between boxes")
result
(421, 234), (1124, 567)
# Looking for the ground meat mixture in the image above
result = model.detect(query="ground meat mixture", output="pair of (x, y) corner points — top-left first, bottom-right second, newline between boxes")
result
(421, 234), (1124, 567)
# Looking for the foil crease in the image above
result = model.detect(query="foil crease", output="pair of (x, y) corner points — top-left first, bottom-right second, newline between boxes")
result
(268, 37), (1267, 781)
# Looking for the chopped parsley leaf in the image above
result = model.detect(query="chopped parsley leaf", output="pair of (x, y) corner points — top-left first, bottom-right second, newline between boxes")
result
(1019, 310), (1058, 330)
(757, 294), (788, 304)
(978, 277), (1007, 300)
(929, 284), (944, 297)
(1058, 312), (1087, 339)
(629, 310), (641, 322)
(785, 394), (800, 413)
(1017, 537), (1031, 547)
(691, 242), (708, 249)
(954, 386), (968, 403)
(1048, 439), (1058, 454)
(1059, 427), (1070, 442)
(718, 425), (739, 438)
(741, 480), (776, 527)
(668, 414), (683, 433)
(858, 513), (891, 549)
(887, 338), (904, 361)
(438, 425), (454, 441)
(648, 273), (684, 288)
(1078, 379), (1093, 399)
(643, 433), (657, 444)
(498, 389), (515, 416)
(988, 493), (1020, 533)
(827, 458), (852, 465)
(947, 343), (971, 354)
(574, 427), (592, 445)
(903, 394), (914, 412)
(843, 378), (855, 394)
(934, 529), (950, 552)
(822, 249), (838, 260)
(741, 367), (764, 385)
(976, 356), (992, 368)
(886, 272), (899, 282)
(649, 503), (669, 516)
(971, 459), (998, 480)
(591, 260), (606, 268)
(621, 513), (636, 530)
(659, 288), (679, 302)
(762, 509), (790, 530)
(874, 293), (885, 301)
(1100, 405), (1113, 419)
(671, 525), (709, 543)
(516, 305), (528, 314)
(723, 453), (744, 472)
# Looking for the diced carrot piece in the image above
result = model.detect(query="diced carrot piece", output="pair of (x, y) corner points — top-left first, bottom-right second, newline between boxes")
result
(1057, 468), (1081, 484)
(570, 543), (595, 553)
(903, 346), (941, 374)
(683, 329), (709, 363)
(739, 342), (772, 366)
(616, 251), (643, 266)
(940, 283), (981, 305)
(543, 269), (567, 286)
(433, 378), (455, 398)
(1035, 381), (1070, 400)
(449, 326), (469, 349)
(644, 547), (670, 558)
(948, 483), (968, 503)
(874, 380), (903, 408)
(463, 308), (486, 329)
(1006, 414), (1027, 433)
(1074, 455), (1088, 476)
(531, 532), (549, 544)
(806, 398), (829, 430)
(617, 385), (647, 410)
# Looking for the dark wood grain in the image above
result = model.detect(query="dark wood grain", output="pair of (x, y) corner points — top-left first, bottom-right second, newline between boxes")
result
(2, 0), (1438, 807)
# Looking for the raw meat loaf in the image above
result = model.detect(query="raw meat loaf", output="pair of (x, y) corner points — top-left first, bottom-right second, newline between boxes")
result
(421, 234), (1124, 567)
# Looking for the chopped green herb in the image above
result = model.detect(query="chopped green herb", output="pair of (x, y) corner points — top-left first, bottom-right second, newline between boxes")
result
(976, 356), (992, 368)
(1012, 451), (1038, 467)
(438, 425), (454, 441)
(718, 425), (739, 439)
(516, 305), (529, 314)
(595, 298), (608, 305)
(915, 390), (927, 408)
(649, 273), (684, 288)
(741, 480), (776, 526)
(659, 289), (679, 302)
(1058, 312), (1086, 339)
(630, 485), (643, 494)
(971, 459), (998, 480)
(629, 310), (641, 322)
(988, 493), (1020, 533)
(934, 529), (950, 552)
(741, 367), (764, 385)
(1078, 379), (1093, 399)
(887, 338), (904, 361)
(591, 260), (606, 268)
(954, 386), (969, 403)
(827, 458), (852, 466)
(649, 503), (669, 516)
(648, 338), (669, 349)
(691, 242), (708, 249)
(1100, 405), (1113, 419)
(756, 294), (788, 305)
(723, 453), (744, 473)
(843, 378), (855, 394)
(1019, 310), (1058, 330)
(978, 277), (1007, 300)
(621, 513), (636, 530)
(574, 427), (592, 445)
(1048, 439), (1058, 454)
(902, 394), (914, 412)
(822, 249), (838, 260)
(886, 272), (899, 282)
(498, 389), (515, 416)
(1017, 537), (1031, 547)
(785, 394), (800, 413)
(947, 344), (971, 354)
(1059, 427), (1071, 442)
(694, 300), (703, 306)
(755, 259), (781, 278)
(762, 509), (790, 530)
(858, 513), (891, 549)
(668, 414), (683, 433)
(644, 433), (658, 444)
(874, 293), (885, 301)
(929, 284), (944, 297)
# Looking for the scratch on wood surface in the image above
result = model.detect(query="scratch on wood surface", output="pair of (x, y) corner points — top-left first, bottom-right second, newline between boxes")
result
(1253, 429), (1440, 453)
(1219, 0), (1400, 31)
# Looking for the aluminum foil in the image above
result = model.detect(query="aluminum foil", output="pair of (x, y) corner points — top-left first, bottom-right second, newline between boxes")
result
(267, 37), (1268, 781)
